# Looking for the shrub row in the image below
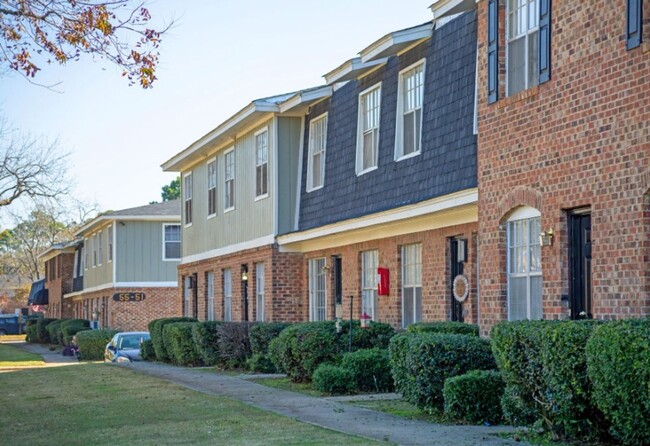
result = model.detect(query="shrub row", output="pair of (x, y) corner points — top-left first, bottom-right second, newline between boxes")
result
(148, 317), (197, 362)
(26, 318), (91, 345)
(389, 331), (496, 411)
(407, 321), (479, 337)
(76, 329), (118, 360)
(443, 370), (504, 425)
(313, 348), (394, 394)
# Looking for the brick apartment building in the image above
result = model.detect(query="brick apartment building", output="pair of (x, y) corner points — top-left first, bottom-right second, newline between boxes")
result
(476, 0), (649, 333)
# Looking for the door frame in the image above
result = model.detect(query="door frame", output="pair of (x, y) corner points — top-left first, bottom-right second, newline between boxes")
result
(568, 209), (592, 319)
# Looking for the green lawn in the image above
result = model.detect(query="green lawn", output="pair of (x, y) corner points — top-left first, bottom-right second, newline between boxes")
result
(347, 398), (448, 424)
(0, 364), (386, 445)
(0, 343), (45, 367)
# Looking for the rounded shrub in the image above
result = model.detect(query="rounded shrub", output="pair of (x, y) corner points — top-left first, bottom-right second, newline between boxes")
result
(140, 339), (156, 362)
(312, 364), (355, 395)
(407, 321), (479, 337)
(148, 317), (197, 362)
(46, 319), (65, 345)
(586, 319), (650, 446)
(35, 318), (57, 344)
(349, 321), (395, 350)
(246, 353), (277, 373)
(60, 319), (91, 345)
(191, 321), (223, 366)
(216, 322), (252, 369)
(163, 322), (202, 366)
(341, 348), (393, 393)
(25, 324), (38, 343)
(443, 370), (505, 425)
(76, 329), (118, 360)
(269, 322), (340, 382)
(249, 322), (292, 355)
(491, 320), (605, 440)
(389, 332), (496, 411)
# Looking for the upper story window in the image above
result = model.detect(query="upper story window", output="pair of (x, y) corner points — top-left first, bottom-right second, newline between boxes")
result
(255, 130), (268, 199)
(506, 207), (542, 320)
(507, 0), (539, 96)
(163, 224), (181, 261)
(98, 230), (103, 266)
(224, 148), (235, 211)
(395, 60), (425, 160)
(84, 240), (88, 271)
(92, 234), (98, 267)
(356, 83), (381, 175)
(207, 158), (217, 217)
(183, 172), (193, 226)
(307, 113), (328, 192)
(107, 225), (113, 262)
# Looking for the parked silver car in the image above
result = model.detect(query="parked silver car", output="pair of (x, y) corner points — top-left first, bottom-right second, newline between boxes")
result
(104, 331), (150, 363)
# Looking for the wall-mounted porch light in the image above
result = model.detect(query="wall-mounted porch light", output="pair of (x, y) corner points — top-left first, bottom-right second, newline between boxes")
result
(539, 228), (554, 247)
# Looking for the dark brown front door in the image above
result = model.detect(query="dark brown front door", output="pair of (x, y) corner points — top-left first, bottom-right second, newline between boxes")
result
(450, 238), (465, 322)
(569, 213), (592, 319)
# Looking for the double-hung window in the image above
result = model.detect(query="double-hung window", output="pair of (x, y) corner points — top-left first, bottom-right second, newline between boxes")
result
(92, 234), (97, 267)
(401, 244), (422, 328)
(361, 250), (379, 321)
(206, 271), (215, 321)
(309, 258), (327, 321)
(183, 172), (193, 225)
(207, 159), (217, 217)
(395, 60), (425, 159)
(84, 240), (88, 271)
(224, 149), (235, 211)
(255, 263), (265, 321)
(255, 130), (268, 198)
(507, 208), (542, 320)
(183, 276), (191, 317)
(107, 225), (113, 262)
(507, 0), (539, 96)
(307, 113), (328, 191)
(356, 84), (381, 175)
(163, 224), (181, 261)
(223, 269), (232, 322)
(97, 231), (103, 266)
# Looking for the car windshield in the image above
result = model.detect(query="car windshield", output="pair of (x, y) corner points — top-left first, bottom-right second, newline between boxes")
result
(118, 335), (148, 350)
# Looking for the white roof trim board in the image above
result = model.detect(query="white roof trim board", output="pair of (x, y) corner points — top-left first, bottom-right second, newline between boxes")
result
(429, 0), (476, 20)
(359, 23), (433, 63)
(323, 57), (389, 85)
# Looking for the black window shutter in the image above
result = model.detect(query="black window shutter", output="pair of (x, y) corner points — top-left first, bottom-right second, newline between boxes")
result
(627, 0), (643, 50)
(487, 0), (498, 104)
(538, 0), (551, 84)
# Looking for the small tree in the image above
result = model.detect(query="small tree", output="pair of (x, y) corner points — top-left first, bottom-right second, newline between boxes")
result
(161, 176), (180, 201)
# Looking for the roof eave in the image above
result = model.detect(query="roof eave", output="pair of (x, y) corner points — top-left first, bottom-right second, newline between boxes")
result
(359, 23), (433, 63)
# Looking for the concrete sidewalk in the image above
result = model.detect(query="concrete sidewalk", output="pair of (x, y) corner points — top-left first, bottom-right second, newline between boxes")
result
(125, 361), (526, 446)
(6, 341), (79, 366)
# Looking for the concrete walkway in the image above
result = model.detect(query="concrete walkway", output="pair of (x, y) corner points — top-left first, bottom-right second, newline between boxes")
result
(124, 361), (526, 446)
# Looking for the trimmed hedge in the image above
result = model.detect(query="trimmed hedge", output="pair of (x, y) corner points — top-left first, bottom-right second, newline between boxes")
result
(491, 320), (605, 440)
(443, 370), (505, 425)
(25, 325), (38, 343)
(34, 318), (57, 343)
(312, 364), (355, 395)
(407, 321), (479, 337)
(46, 319), (65, 345)
(140, 339), (156, 361)
(586, 319), (650, 446)
(163, 322), (202, 366)
(389, 332), (496, 411)
(341, 348), (393, 393)
(148, 317), (197, 362)
(268, 321), (395, 382)
(249, 322), (292, 355)
(76, 329), (118, 360)
(191, 321), (223, 366)
(60, 319), (91, 345)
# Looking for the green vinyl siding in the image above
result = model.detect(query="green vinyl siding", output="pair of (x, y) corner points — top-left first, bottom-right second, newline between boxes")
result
(82, 226), (112, 288)
(181, 119), (276, 258)
(116, 221), (179, 282)
(277, 117), (302, 235)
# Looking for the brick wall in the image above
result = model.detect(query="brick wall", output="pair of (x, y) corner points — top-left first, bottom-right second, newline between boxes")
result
(302, 223), (478, 328)
(177, 244), (305, 323)
(476, 0), (650, 334)
(44, 253), (75, 319)
(68, 286), (180, 331)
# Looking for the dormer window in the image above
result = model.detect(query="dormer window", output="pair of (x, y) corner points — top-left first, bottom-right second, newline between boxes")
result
(356, 83), (381, 175)
(395, 60), (425, 160)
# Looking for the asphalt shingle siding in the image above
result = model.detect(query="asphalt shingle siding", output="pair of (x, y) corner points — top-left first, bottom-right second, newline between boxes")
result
(298, 11), (477, 231)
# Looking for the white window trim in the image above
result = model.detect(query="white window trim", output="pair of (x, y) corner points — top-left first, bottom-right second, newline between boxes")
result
(505, 0), (540, 97)
(254, 128), (269, 201)
(183, 276), (191, 317)
(308, 257), (327, 321)
(306, 112), (328, 193)
(394, 59), (426, 161)
(223, 268), (232, 322)
(107, 225), (113, 263)
(92, 233), (97, 268)
(361, 250), (379, 321)
(84, 239), (88, 271)
(255, 262), (265, 322)
(356, 82), (382, 176)
(207, 157), (217, 219)
(162, 223), (181, 262)
(183, 171), (193, 228)
(97, 230), (103, 267)
(224, 147), (236, 213)
(506, 207), (542, 321)
(401, 243), (422, 328)
(206, 271), (215, 321)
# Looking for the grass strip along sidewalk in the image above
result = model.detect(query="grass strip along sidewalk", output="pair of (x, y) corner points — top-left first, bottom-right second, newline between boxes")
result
(0, 363), (385, 446)
(0, 343), (46, 367)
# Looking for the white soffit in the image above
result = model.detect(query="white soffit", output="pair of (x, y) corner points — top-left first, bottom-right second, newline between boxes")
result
(279, 86), (333, 114)
(359, 22), (433, 63)
(323, 57), (389, 85)
(429, 0), (476, 20)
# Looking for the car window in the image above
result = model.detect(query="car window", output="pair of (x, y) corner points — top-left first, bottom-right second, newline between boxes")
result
(119, 336), (141, 350)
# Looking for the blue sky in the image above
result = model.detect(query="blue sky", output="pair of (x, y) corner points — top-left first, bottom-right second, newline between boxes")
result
(0, 1), (432, 214)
